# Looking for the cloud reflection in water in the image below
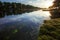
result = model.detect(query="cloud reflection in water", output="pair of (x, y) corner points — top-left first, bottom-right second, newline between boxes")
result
(0, 10), (50, 25)
(0, 10), (51, 40)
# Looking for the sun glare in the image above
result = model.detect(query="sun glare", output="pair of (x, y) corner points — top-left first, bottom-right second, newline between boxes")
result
(44, 11), (51, 16)
(43, 1), (53, 8)
(39, 0), (54, 8)
(39, 10), (51, 17)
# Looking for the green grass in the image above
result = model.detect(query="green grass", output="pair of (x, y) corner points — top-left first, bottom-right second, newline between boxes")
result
(38, 18), (60, 40)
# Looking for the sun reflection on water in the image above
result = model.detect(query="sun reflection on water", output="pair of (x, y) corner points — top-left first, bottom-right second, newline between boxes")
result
(29, 10), (51, 17)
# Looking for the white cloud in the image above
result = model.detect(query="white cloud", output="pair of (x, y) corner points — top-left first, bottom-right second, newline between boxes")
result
(25, 0), (54, 8)
(1, 0), (54, 8)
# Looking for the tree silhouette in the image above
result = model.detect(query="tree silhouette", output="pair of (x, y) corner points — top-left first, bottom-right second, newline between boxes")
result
(0, 1), (40, 18)
(50, 0), (60, 18)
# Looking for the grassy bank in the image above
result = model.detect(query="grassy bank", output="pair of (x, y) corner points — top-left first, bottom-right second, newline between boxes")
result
(38, 18), (60, 40)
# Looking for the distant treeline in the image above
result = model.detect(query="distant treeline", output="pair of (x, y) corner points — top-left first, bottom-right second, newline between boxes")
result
(49, 0), (60, 18)
(0, 1), (40, 18)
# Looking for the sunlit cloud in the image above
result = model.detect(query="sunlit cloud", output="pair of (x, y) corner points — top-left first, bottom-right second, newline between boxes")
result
(20, 0), (54, 8)
(0, 0), (54, 8)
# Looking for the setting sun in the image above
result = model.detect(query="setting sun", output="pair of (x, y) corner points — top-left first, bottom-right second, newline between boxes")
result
(37, 0), (54, 8)
(42, 1), (53, 8)
(0, 0), (60, 40)
(27, 0), (55, 8)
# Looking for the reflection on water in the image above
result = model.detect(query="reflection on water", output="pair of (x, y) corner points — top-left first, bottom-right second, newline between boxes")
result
(0, 10), (50, 24)
(0, 10), (51, 40)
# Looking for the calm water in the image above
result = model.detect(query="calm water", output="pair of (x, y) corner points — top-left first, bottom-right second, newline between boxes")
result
(0, 10), (51, 40)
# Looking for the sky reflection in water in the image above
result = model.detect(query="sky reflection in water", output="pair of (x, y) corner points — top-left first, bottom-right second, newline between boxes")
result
(0, 10), (51, 40)
(0, 10), (50, 25)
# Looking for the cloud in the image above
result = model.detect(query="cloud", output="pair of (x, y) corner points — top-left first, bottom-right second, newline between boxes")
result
(0, 0), (54, 8)
(19, 0), (54, 8)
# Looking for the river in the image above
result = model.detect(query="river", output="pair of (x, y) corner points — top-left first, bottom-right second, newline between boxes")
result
(0, 10), (51, 40)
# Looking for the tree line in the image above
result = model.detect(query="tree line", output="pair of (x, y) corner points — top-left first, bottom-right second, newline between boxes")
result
(0, 1), (40, 18)
(49, 0), (60, 18)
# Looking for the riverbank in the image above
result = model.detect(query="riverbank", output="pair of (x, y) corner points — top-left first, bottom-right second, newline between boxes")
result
(38, 18), (60, 40)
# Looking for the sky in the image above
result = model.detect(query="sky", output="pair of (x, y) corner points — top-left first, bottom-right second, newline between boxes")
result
(0, 0), (54, 8)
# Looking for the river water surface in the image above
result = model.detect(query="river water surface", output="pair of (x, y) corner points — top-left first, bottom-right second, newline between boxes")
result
(0, 10), (51, 40)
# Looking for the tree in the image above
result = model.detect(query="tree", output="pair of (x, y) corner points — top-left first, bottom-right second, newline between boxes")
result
(0, 1), (40, 18)
(50, 0), (60, 18)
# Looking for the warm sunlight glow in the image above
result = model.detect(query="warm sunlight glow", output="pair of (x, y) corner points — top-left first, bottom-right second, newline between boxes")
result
(43, 11), (51, 16)
(19, 0), (54, 8)
(28, 10), (51, 17)
(37, 0), (54, 8)
(43, 2), (53, 8)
